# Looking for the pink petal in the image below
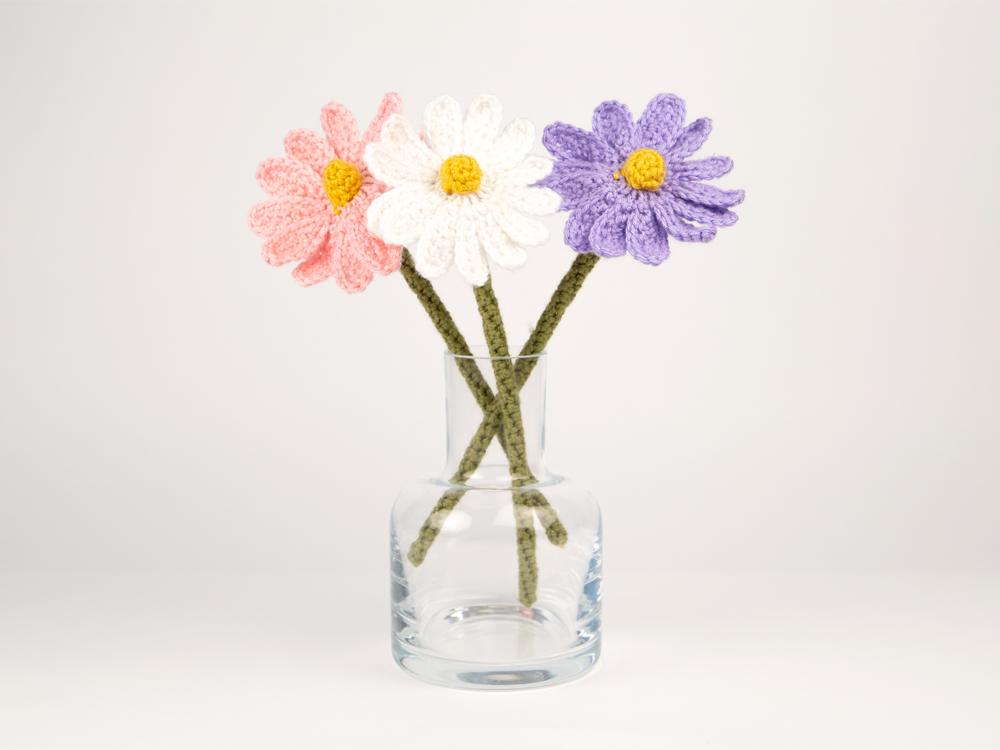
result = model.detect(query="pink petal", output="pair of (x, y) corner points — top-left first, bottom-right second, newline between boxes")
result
(292, 240), (335, 286)
(344, 212), (401, 275)
(284, 129), (332, 174)
(261, 215), (329, 266)
(256, 157), (323, 198)
(321, 100), (361, 163)
(362, 92), (403, 147)
(350, 180), (382, 211)
(248, 197), (327, 238)
(328, 222), (373, 293)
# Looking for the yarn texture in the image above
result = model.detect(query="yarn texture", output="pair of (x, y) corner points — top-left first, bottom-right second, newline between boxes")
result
(406, 252), (598, 569)
(249, 90), (745, 631)
(616, 147), (666, 191)
(363, 94), (560, 286)
(249, 93), (403, 292)
(473, 278), (541, 606)
(439, 154), (483, 195)
(397, 247), (568, 570)
(540, 94), (744, 266)
(322, 159), (363, 213)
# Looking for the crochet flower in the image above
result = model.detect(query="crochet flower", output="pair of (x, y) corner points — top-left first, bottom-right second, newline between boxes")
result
(363, 95), (559, 286)
(540, 94), (744, 265)
(249, 94), (403, 292)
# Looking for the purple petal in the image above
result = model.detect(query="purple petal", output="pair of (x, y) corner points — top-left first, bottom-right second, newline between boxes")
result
(543, 122), (613, 163)
(588, 203), (630, 257)
(545, 160), (600, 177)
(667, 118), (712, 160)
(635, 94), (686, 152)
(626, 206), (670, 265)
(652, 198), (717, 243)
(564, 190), (616, 252)
(671, 181), (745, 208)
(672, 155), (732, 181)
(541, 164), (612, 210)
(671, 197), (739, 227)
(541, 160), (602, 186)
(592, 100), (635, 160)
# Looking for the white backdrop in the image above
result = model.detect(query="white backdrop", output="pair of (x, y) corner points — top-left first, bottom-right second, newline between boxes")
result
(1, 1), (998, 748)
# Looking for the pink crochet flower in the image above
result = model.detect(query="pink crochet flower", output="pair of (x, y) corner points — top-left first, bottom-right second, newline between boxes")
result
(249, 94), (403, 292)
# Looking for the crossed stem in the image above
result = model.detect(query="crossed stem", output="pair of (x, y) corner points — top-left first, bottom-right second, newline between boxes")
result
(472, 278), (540, 606)
(398, 250), (567, 559)
(406, 253), (600, 573)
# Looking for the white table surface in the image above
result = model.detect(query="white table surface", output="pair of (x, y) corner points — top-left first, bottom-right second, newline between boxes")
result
(3, 571), (997, 749)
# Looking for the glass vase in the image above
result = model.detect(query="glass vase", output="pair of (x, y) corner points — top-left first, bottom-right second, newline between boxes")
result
(390, 351), (602, 689)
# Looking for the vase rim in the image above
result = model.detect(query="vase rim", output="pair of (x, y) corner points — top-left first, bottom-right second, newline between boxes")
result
(445, 348), (546, 362)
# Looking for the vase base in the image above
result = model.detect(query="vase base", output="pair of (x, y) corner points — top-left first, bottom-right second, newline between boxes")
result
(392, 602), (600, 690)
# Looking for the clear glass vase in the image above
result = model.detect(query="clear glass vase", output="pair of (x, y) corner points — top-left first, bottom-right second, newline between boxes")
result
(390, 351), (602, 689)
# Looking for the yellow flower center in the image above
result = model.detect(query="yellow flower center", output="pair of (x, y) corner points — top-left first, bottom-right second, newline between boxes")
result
(439, 154), (483, 195)
(322, 159), (362, 214)
(615, 148), (667, 191)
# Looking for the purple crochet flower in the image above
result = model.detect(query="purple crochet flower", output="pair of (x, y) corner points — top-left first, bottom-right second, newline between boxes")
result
(540, 94), (744, 265)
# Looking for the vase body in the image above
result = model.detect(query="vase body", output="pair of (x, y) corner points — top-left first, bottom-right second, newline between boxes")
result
(390, 352), (602, 689)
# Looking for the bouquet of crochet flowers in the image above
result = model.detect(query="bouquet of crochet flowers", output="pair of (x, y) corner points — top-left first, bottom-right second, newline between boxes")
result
(250, 92), (743, 610)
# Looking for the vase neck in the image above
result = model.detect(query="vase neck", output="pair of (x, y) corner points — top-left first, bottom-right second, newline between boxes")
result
(443, 351), (549, 486)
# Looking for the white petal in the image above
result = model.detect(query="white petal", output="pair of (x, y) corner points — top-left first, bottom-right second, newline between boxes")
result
(366, 187), (409, 236)
(364, 144), (436, 188)
(367, 187), (440, 246)
(503, 186), (560, 216)
(491, 203), (549, 246)
(488, 118), (535, 171)
(463, 94), (502, 155)
(424, 95), (463, 158)
(363, 115), (438, 186)
(453, 205), (489, 286)
(499, 155), (553, 187)
(413, 201), (459, 279)
(479, 214), (528, 270)
(365, 191), (390, 236)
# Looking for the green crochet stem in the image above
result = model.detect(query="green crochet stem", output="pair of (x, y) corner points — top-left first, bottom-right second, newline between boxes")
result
(514, 501), (538, 609)
(473, 278), (539, 607)
(399, 249), (495, 415)
(398, 248), (567, 561)
(405, 252), (600, 585)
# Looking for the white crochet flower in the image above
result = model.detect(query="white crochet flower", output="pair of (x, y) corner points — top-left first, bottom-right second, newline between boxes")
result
(363, 95), (559, 285)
